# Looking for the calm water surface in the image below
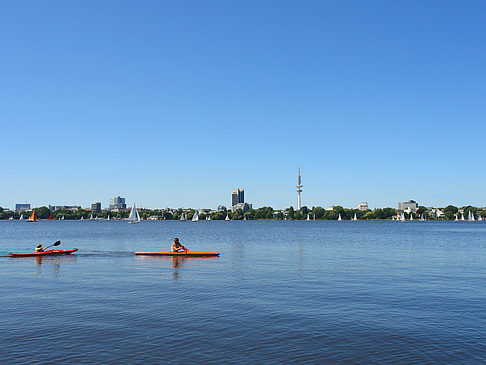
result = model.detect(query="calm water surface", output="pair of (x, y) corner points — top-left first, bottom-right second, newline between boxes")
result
(1, 221), (485, 364)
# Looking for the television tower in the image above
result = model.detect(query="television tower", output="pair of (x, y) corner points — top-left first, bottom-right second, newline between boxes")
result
(296, 164), (303, 210)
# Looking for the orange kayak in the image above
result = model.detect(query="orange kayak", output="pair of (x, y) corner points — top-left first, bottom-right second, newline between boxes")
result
(134, 250), (220, 256)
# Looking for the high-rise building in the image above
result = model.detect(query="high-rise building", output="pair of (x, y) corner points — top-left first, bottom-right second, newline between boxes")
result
(109, 196), (126, 210)
(358, 202), (369, 211)
(232, 189), (244, 207)
(91, 202), (102, 213)
(15, 203), (31, 213)
(398, 200), (418, 213)
(296, 164), (303, 210)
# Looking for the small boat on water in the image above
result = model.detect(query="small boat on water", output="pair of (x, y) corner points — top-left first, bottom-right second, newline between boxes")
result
(192, 210), (199, 222)
(135, 250), (220, 257)
(306, 214), (310, 221)
(107, 215), (110, 221)
(337, 214), (342, 221)
(27, 210), (37, 222)
(353, 213), (357, 221)
(225, 214), (230, 221)
(460, 212), (465, 221)
(479, 215), (483, 221)
(128, 203), (141, 224)
(48, 213), (53, 221)
(9, 249), (78, 257)
(19, 214), (24, 221)
(180, 213), (186, 221)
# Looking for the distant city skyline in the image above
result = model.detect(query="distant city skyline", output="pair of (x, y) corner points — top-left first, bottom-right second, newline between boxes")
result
(1, 2), (485, 209)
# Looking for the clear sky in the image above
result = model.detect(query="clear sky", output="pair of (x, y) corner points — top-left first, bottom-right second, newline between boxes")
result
(1, 1), (485, 210)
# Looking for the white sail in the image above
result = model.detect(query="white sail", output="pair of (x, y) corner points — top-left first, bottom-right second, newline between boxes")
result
(454, 213), (458, 221)
(81, 216), (84, 220)
(410, 213), (413, 221)
(470, 211), (475, 221)
(353, 213), (357, 221)
(306, 214), (310, 221)
(313, 214), (316, 221)
(420, 214), (424, 221)
(180, 213), (186, 221)
(192, 210), (199, 222)
(90, 214), (93, 221)
(107, 215), (110, 221)
(338, 214), (342, 221)
(225, 214), (230, 221)
(128, 203), (140, 223)
(400, 212), (405, 222)
(478, 215), (483, 221)
(243, 216), (247, 220)
(8, 215), (14, 220)
(461, 212), (465, 221)
(19, 214), (24, 221)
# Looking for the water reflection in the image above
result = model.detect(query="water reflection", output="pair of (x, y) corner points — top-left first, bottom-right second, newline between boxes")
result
(136, 255), (219, 280)
(28, 255), (77, 275)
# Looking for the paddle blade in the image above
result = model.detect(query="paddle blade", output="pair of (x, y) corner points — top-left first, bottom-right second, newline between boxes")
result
(53, 240), (61, 246)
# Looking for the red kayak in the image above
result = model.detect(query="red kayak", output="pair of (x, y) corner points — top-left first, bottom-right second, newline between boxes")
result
(135, 250), (220, 257)
(8, 249), (78, 257)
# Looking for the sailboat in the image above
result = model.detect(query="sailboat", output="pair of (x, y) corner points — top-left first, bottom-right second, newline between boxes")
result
(306, 214), (310, 221)
(81, 215), (84, 220)
(460, 212), (465, 221)
(478, 215), (483, 221)
(410, 213), (413, 221)
(107, 215), (110, 221)
(27, 210), (37, 222)
(353, 213), (357, 221)
(454, 213), (459, 221)
(8, 215), (14, 220)
(192, 210), (199, 222)
(19, 214), (24, 221)
(420, 214), (425, 221)
(207, 215), (211, 221)
(48, 213), (53, 221)
(338, 214), (342, 221)
(313, 214), (316, 221)
(89, 214), (93, 221)
(128, 203), (141, 224)
(225, 214), (230, 221)
(400, 212), (405, 222)
(243, 216), (247, 221)
(180, 213), (186, 221)
(469, 211), (475, 221)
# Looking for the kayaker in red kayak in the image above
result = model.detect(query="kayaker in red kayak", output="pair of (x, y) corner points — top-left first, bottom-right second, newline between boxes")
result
(171, 238), (187, 253)
(35, 244), (44, 252)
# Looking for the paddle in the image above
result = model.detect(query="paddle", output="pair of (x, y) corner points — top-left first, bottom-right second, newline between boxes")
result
(43, 240), (61, 251)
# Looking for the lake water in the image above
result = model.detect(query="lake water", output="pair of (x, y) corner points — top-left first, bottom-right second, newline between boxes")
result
(1, 220), (485, 364)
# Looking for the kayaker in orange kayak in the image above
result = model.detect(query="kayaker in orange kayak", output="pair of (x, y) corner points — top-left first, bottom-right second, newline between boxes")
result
(171, 238), (187, 252)
(35, 244), (44, 252)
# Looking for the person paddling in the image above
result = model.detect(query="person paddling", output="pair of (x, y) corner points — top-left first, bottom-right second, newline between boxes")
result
(35, 244), (44, 252)
(171, 238), (187, 252)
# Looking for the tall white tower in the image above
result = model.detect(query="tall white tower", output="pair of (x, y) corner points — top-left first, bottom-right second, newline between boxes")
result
(296, 164), (303, 210)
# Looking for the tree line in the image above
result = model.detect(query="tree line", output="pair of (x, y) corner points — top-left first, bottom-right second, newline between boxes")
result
(0, 205), (484, 220)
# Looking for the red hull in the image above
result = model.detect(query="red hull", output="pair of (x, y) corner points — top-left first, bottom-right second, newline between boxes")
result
(8, 249), (78, 257)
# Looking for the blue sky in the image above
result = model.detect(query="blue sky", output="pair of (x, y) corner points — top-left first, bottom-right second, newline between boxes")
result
(1, 1), (485, 210)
